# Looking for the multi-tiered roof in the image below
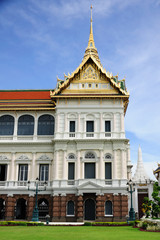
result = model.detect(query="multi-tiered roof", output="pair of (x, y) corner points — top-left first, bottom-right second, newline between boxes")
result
(0, 6), (129, 113)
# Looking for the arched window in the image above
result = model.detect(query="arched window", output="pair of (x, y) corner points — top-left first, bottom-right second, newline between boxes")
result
(68, 154), (75, 160)
(38, 115), (54, 135)
(18, 115), (34, 135)
(67, 201), (74, 216)
(105, 154), (112, 179)
(85, 152), (95, 159)
(105, 201), (112, 215)
(105, 154), (112, 160)
(0, 115), (14, 135)
(105, 162), (112, 179)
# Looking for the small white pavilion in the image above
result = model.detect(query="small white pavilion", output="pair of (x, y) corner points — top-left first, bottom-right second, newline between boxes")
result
(132, 146), (153, 218)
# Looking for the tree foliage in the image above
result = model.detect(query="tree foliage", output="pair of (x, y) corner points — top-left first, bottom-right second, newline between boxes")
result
(151, 182), (160, 218)
(142, 197), (152, 217)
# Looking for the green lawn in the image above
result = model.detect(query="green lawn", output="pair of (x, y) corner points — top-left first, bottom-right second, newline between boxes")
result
(0, 226), (159, 240)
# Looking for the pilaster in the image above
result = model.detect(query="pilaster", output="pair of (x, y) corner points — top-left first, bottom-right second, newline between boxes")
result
(77, 195), (83, 222)
(113, 150), (117, 179)
(54, 151), (59, 180)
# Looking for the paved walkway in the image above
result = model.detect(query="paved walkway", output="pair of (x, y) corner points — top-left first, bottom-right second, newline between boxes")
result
(44, 222), (84, 226)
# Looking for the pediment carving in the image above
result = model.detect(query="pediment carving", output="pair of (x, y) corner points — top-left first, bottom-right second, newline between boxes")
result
(0, 155), (9, 161)
(17, 154), (30, 161)
(82, 65), (98, 80)
(38, 154), (51, 161)
(78, 180), (101, 189)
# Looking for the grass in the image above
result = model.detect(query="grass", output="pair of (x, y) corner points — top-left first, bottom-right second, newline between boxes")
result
(0, 226), (159, 240)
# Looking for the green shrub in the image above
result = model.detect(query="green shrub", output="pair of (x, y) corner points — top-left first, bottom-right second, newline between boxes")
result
(37, 222), (44, 226)
(19, 222), (27, 226)
(84, 222), (92, 226)
(0, 221), (44, 226)
(91, 222), (127, 226)
(142, 222), (148, 230)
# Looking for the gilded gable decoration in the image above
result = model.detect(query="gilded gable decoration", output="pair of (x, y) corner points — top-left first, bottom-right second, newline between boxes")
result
(82, 65), (98, 80)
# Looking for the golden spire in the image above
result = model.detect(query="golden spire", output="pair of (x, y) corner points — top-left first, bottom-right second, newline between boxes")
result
(83, 5), (101, 64)
(87, 5), (95, 48)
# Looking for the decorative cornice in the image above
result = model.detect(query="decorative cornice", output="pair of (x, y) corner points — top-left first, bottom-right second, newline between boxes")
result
(36, 154), (52, 164)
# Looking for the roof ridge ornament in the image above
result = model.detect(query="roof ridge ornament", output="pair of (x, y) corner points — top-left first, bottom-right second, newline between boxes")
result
(83, 5), (101, 65)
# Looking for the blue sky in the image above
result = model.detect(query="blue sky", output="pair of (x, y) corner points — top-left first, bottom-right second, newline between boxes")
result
(0, 0), (160, 179)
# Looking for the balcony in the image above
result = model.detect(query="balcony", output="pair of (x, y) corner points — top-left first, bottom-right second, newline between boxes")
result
(69, 133), (75, 138)
(105, 180), (112, 185)
(86, 133), (94, 137)
(67, 180), (75, 185)
(105, 132), (111, 137)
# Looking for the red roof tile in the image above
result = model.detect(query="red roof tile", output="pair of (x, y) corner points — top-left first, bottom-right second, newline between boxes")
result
(0, 91), (51, 100)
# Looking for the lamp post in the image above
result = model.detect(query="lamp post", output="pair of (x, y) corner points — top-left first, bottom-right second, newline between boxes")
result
(28, 178), (47, 222)
(127, 179), (135, 221)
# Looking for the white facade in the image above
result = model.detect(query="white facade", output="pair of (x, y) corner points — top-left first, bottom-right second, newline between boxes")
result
(0, 98), (132, 194)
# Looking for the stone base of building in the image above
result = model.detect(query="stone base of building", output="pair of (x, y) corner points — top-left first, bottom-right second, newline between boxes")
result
(0, 193), (128, 222)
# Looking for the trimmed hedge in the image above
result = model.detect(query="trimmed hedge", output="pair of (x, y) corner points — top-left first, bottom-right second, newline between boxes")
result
(0, 221), (44, 226)
(84, 222), (129, 226)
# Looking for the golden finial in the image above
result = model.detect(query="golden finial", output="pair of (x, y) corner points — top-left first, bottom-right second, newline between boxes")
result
(83, 5), (101, 65)
(91, 5), (93, 23)
(87, 5), (95, 49)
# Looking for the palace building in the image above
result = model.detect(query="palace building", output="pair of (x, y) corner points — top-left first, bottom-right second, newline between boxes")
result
(0, 8), (134, 222)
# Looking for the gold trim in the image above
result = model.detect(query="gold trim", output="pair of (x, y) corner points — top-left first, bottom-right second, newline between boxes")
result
(0, 108), (55, 111)
(0, 104), (54, 107)
(52, 95), (129, 99)
(0, 100), (51, 102)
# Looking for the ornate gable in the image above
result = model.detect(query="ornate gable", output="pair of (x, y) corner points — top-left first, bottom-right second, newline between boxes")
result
(50, 6), (129, 113)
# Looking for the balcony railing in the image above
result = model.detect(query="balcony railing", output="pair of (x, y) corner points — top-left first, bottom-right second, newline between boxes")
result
(17, 181), (28, 186)
(86, 133), (94, 137)
(105, 180), (112, 185)
(67, 180), (75, 185)
(0, 181), (6, 186)
(69, 133), (75, 137)
(105, 132), (111, 137)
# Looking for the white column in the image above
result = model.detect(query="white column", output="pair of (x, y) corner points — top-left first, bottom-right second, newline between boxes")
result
(7, 163), (10, 181)
(121, 113), (124, 132)
(96, 161), (99, 179)
(113, 113), (116, 134)
(56, 113), (59, 133)
(127, 148), (130, 163)
(15, 162), (19, 181)
(54, 151), (59, 180)
(64, 113), (67, 133)
(121, 150), (125, 179)
(10, 152), (15, 181)
(99, 150), (104, 179)
(113, 150), (117, 179)
(76, 151), (80, 180)
(63, 151), (67, 179)
(13, 115), (18, 139)
(78, 113), (81, 136)
(34, 114), (38, 139)
(100, 113), (103, 137)
(31, 152), (36, 180)
(134, 187), (138, 213)
(81, 161), (84, 179)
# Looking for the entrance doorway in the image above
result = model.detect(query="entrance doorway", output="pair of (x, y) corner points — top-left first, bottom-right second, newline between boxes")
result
(38, 198), (49, 221)
(138, 193), (148, 218)
(84, 198), (95, 220)
(0, 199), (5, 220)
(15, 198), (26, 219)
